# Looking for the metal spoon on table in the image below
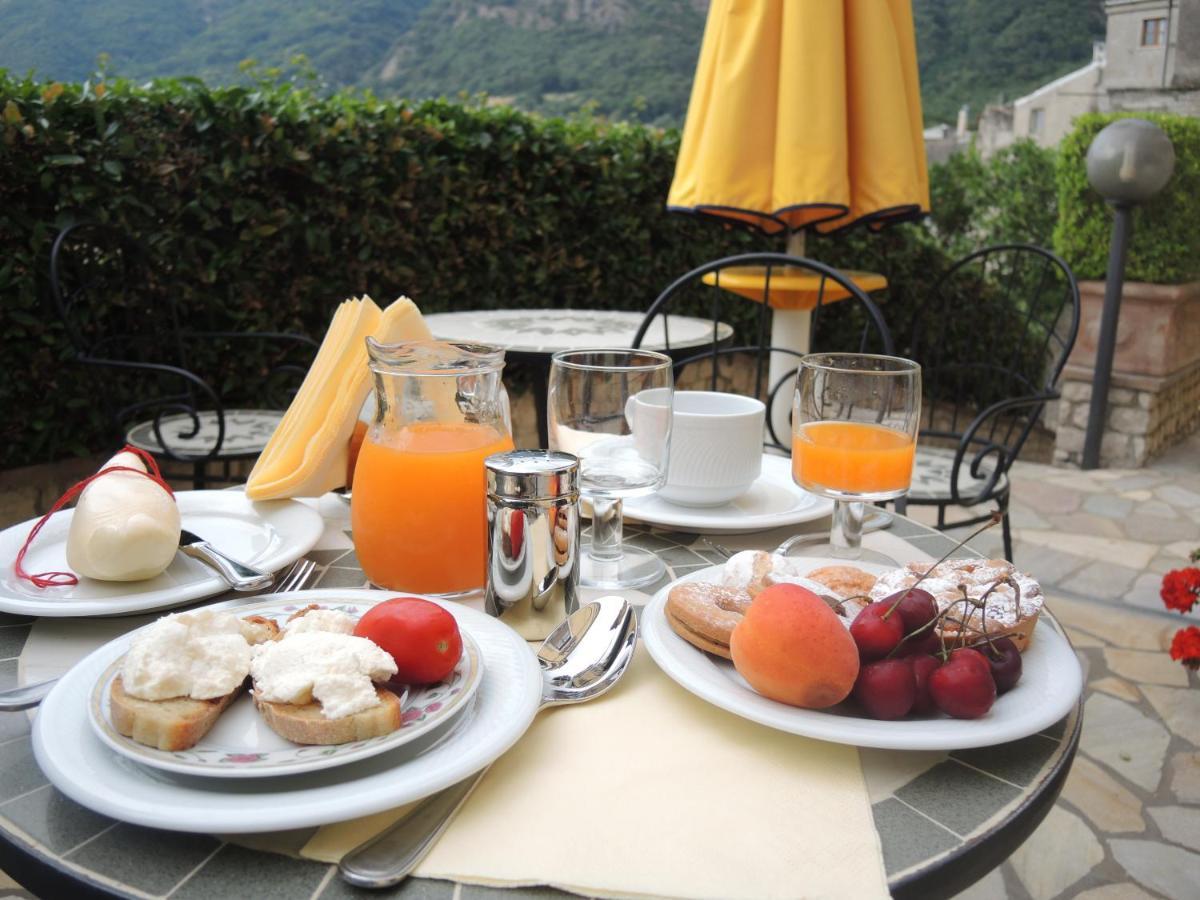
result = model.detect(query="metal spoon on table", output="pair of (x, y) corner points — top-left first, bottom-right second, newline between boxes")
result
(340, 595), (639, 890)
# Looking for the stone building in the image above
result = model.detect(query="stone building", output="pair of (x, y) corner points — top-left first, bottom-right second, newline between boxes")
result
(977, 0), (1200, 156)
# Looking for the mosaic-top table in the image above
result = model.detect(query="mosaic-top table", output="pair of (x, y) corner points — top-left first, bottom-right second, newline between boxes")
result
(0, 496), (1080, 900)
(424, 309), (735, 446)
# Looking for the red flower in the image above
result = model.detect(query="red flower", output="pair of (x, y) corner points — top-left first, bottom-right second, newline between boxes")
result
(1169, 626), (1200, 670)
(1161, 568), (1200, 614)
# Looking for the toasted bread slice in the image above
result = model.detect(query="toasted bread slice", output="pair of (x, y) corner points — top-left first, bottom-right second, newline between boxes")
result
(254, 686), (403, 745)
(109, 674), (246, 751)
(110, 616), (282, 751)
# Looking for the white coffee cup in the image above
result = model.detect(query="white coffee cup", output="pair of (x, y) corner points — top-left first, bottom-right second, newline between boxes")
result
(628, 390), (765, 507)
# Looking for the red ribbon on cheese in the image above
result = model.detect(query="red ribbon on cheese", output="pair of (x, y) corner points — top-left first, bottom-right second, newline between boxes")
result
(14, 446), (175, 589)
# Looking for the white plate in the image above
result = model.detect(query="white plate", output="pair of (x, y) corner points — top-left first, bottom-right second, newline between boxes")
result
(0, 491), (324, 617)
(33, 589), (544, 833)
(621, 455), (834, 534)
(642, 564), (1083, 751)
(87, 596), (485, 778)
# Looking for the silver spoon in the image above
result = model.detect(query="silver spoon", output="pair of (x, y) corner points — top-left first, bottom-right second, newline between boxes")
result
(340, 595), (638, 889)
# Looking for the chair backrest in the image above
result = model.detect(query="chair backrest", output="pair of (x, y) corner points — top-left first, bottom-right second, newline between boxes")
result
(632, 252), (894, 448)
(912, 243), (1081, 473)
(49, 223), (185, 366)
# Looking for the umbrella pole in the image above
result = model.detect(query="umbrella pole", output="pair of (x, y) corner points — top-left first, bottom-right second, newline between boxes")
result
(767, 231), (813, 442)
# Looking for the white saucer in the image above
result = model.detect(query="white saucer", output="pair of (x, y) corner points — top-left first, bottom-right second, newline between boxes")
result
(0, 491), (324, 617)
(622, 455), (833, 534)
(33, 589), (544, 833)
(642, 564), (1083, 751)
(87, 595), (485, 778)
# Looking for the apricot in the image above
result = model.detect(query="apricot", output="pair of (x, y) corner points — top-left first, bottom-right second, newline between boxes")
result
(730, 583), (860, 709)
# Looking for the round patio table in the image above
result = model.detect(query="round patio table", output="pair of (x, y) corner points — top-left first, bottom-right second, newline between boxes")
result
(0, 497), (1080, 900)
(425, 309), (735, 446)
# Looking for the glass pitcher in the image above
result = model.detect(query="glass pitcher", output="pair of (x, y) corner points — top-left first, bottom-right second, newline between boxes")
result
(351, 340), (513, 598)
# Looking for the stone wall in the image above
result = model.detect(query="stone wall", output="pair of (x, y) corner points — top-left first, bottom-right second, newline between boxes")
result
(1054, 358), (1200, 466)
(1055, 280), (1200, 468)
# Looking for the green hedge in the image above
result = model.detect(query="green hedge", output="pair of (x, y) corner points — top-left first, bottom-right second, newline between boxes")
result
(0, 72), (1069, 469)
(1054, 112), (1200, 284)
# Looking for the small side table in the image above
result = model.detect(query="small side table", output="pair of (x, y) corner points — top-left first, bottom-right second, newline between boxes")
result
(425, 309), (734, 446)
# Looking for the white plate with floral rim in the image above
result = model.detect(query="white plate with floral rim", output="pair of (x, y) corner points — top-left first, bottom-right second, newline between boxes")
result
(34, 590), (543, 832)
(85, 596), (484, 778)
(642, 564), (1083, 751)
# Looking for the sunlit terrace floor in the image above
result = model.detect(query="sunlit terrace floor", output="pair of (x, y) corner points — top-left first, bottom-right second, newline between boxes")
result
(0, 433), (1197, 899)
(940, 432), (1200, 900)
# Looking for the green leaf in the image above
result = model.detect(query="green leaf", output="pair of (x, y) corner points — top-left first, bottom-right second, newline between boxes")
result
(47, 154), (85, 166)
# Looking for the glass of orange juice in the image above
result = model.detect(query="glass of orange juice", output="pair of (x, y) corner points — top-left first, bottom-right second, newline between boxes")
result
(351, 340), (514, 598)
(791, 353), (921, 561)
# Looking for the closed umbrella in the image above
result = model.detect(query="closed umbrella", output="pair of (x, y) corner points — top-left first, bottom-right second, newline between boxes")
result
(668, 0), (930, 435)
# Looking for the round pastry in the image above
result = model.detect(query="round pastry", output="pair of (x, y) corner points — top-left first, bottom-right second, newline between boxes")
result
(666, 582), (754, 659)
(805, 565), (877, 599)
(720, 550), (776, 596)
(869, 559), (1043, 651)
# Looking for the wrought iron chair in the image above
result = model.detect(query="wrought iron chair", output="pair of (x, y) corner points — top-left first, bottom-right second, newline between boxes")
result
(900, 244), (1081, 561)
(632, 252), (894, 452)
(49, 223), (318, 488)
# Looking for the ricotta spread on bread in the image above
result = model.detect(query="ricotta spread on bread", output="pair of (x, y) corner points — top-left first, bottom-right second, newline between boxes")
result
(284, 608), (356, 635)
(250, 633), (397, 719)
(65, 450), (180, 582)
(121, 610), (252, 701)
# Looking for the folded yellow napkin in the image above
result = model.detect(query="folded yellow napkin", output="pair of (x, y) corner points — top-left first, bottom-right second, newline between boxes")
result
(246, 295), (431, 499)
(302, 645), (889, 899)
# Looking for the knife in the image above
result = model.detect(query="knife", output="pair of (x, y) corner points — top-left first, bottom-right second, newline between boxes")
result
(178, 529), (274, 591)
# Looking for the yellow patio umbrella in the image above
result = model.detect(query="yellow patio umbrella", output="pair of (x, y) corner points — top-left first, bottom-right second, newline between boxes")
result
(669, 0), (930, 236)
(667, 0), (930, 437)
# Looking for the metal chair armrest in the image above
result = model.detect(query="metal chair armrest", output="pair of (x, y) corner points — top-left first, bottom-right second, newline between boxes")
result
(78, 356), (227, 463)
(948, 391), (1059, 506)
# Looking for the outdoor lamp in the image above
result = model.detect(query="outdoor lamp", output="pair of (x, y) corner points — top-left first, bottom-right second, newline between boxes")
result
(1080, 119), (1175, 469)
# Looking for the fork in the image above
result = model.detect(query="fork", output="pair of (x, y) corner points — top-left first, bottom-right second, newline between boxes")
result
(270, 557), (318, 594)
(0, 557), (320, 712)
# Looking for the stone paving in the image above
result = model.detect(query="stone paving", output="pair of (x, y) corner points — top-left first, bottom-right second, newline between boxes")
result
(0, 434), (1198, 899)
(942, 433), (1200, 900)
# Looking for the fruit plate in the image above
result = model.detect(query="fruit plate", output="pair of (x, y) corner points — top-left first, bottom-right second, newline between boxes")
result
(32, 589), (544, 832)
(641, 564), (1084, 751)
(86, 596), (484, 778)
(0, 491), (324, 617)
(619, 455), (834, 534)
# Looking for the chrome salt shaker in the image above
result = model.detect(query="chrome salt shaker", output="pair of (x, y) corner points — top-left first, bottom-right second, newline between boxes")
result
(485, 450), (580, 640)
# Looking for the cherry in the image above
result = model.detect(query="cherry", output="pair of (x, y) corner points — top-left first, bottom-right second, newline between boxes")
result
(879, 587), (938, 635)
(894, 629), (942, 658)
(928, 648), (996, 719)
(849, 602), (905, 661)
(976, 637), (1022, 694)
(908, 655), (940, 715)
(852, 659), (916, 720)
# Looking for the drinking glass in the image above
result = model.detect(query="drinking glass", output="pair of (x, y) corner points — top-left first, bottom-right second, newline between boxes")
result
(548, 349), (673, 589)
(790, 353), (921, 562)
(351, 340), (513, 598)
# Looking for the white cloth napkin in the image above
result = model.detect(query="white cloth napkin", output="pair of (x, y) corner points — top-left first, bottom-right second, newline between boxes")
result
(303, 643), (889, 899)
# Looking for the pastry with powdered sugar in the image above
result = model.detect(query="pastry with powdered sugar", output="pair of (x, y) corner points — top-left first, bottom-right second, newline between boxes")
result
(869, 559), (1043, 651)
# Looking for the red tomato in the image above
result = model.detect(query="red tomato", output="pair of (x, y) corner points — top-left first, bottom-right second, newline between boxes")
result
(354, 597), (463, 684)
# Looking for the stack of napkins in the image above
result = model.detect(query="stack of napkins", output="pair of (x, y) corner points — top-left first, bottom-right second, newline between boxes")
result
(246, 295), (431, 500)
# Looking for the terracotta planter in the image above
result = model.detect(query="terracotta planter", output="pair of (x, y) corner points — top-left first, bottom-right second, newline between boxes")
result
(1068, 280), (1200, 378)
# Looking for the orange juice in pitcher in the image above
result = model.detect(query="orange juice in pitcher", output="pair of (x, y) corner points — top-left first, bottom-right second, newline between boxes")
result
(351, 341), (512, 596)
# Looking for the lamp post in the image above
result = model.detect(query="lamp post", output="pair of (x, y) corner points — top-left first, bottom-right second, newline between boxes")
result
(1081, 119), (1175, 469)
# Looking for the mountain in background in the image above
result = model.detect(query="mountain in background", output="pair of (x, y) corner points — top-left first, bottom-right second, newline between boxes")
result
(0, 0), (1106, 128)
